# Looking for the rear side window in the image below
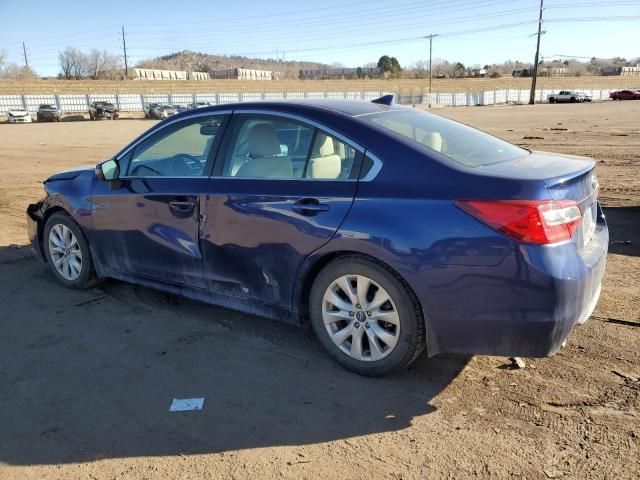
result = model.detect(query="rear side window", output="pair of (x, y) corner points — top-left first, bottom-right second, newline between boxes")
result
(365, 110), (526, 167)
(218, 114), (362, 180)
(221, 116), (314, 179)
(305, 132), (357, 180)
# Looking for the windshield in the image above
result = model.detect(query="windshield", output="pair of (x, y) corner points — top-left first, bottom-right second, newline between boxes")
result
(364, 109), (527, 167)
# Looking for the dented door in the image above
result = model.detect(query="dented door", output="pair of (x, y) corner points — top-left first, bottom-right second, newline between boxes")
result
(199, 179), (357, 309)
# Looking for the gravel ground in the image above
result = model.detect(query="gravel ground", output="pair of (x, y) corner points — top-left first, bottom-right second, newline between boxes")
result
(0, 102), (638, 479)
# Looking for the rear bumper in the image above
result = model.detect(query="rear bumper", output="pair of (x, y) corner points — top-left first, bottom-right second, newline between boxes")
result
(422, 208), (609, 358)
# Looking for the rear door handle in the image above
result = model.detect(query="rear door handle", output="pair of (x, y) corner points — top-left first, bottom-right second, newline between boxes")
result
(169, 197), (196, 211)
(293, 198), (330, 215)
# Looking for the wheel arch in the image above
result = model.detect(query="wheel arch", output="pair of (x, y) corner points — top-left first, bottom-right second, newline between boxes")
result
(296, 250), (430, 349)
(39, 206), (91, 263)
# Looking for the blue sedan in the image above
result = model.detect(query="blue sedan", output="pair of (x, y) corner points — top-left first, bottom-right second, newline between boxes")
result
(26, 98), (608, 376)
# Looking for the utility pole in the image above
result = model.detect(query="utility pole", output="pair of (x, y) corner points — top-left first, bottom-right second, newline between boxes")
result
(22, 42), (29, 69)
(121, 25), (129, 79)
(529, 0), (544, 104)
(425, 34), (439, 94)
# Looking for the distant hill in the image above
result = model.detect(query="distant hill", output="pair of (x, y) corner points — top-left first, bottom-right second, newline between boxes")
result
(135, 50), (330, 79)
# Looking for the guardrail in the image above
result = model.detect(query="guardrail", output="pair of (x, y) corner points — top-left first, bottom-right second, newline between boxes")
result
(0, 89), (615, 114)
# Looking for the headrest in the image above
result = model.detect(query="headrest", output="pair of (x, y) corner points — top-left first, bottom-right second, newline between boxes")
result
(422, 131), (443, 152)
(312, 133), (335, 157)
(248, 123), (281, 157)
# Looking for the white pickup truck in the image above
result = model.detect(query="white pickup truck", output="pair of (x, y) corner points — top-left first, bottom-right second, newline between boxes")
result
(547, 90), (592, 103)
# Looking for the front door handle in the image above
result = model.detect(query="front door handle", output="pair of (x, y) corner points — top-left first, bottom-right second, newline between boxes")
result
(293, 198), (330, 215)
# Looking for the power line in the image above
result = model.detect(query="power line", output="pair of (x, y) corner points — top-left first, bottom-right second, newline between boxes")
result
(125, 0), (518, 41)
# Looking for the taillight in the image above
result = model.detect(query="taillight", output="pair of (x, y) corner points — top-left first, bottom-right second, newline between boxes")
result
(455, 199), (582, 245)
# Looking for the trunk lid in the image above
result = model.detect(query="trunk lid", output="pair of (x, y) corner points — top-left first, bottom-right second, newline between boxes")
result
(474, 151), (599, 248)
(540, 154), (599, 250)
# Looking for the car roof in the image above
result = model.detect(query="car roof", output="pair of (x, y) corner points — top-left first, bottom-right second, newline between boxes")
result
(198, 99), (406, 117)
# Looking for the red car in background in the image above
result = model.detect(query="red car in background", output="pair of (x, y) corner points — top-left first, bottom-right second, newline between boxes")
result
(610, 89), (640, 100)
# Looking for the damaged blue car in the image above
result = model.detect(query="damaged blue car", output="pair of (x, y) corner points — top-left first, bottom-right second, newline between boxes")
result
(26, 98), (608, 376)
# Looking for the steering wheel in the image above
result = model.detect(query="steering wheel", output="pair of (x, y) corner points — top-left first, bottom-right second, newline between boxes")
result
(129, 164), (163, 176)
(171, 154), (202, 174)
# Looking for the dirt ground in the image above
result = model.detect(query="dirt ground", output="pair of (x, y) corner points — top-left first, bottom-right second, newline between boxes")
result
(0, 102), (638, 480)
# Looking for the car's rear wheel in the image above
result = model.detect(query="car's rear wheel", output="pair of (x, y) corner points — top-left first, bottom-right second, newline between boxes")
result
(310, 256), (425, 376)
(43, 212), (97, 289)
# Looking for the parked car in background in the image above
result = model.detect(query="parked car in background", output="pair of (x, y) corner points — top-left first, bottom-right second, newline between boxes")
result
(7, 108), (32, 123)
(89, 102), (119, 120)
(143, 103), (160, 118)
(37, 104), (62, 122)
(148, 104), (177, 119)
(189, 101), (211, 109)
(609, 89), (640, 100)
(547, 91), (592, 103)
(26, 98), (608, 376)
(174, 105), (189, 114)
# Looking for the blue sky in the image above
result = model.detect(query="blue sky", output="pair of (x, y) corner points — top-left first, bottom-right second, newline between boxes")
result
(0, 0), (638, 76)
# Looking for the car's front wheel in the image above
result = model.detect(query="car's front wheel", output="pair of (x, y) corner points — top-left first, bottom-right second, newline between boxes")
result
(310, 256), (425, 376)
(43, 212), (97, 289)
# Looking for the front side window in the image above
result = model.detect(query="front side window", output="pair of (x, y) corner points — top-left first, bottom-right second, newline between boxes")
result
(126, 115), (225, 177)
(365, 109), (526, 167)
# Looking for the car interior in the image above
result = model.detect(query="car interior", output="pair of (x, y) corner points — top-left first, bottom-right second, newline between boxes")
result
(225, 117), (356, 180)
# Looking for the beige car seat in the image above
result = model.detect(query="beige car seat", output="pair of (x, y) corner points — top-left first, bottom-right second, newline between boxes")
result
(308, 133), (341, 179)
(235, 123), (294, 178)
(422, 131), (445, 153)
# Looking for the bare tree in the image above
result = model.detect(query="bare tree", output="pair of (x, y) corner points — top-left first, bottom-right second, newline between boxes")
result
(430, 58), (449, 78)
(58, 47), (76, 79)
(0, 62), (37, 80)
(71, 49), (88, 79)
(58, 47), (90, 79)
(408, 60), (428, 79)
(86, 49), (121, 79)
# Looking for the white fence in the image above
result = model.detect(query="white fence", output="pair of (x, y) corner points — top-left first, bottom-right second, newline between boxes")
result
(0, 89), (617, 114)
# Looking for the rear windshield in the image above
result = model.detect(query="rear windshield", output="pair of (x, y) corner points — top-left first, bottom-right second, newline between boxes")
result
(364, 109), (527, 167)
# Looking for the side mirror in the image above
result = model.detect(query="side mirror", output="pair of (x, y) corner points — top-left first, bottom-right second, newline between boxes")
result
(96, 159), (120, 181)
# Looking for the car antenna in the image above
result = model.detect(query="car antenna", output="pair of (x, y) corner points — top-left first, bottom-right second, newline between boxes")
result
(371, 94), (394, 106)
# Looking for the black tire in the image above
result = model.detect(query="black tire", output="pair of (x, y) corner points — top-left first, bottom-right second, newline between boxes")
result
(309, 255), (425, 376)
(43, 212), (98, 289)
(570, 97), (576, 103)
(549, 98), (555, 103)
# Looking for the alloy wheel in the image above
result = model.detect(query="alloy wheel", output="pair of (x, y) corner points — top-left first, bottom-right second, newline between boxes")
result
(322, 274), (400, 361)
(48, 224), (82, 281)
